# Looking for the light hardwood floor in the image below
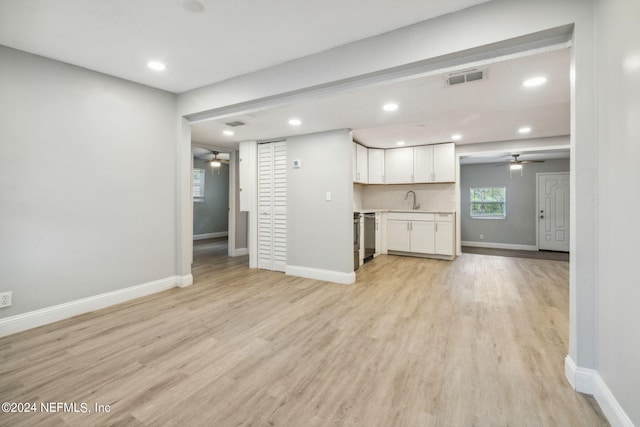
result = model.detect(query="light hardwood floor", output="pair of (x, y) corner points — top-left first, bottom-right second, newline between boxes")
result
(0, 239), (608, 426)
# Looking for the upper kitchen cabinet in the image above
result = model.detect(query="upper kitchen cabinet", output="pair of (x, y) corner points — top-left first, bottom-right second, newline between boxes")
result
(385, 143), (455, 184)
(384, 147), (414, 183)
(353, 142), (368, 184)
(414, 145), (434, 182)
(368, 148), (385, 184)
(414, 143), (455, 183)
(432, 143), (455, 182)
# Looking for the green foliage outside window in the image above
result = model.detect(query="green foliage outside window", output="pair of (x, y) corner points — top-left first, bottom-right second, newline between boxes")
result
(470, 187), (506, 218)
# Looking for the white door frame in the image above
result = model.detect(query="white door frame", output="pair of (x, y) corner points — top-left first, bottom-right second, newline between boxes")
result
(536, 172), (570, 251)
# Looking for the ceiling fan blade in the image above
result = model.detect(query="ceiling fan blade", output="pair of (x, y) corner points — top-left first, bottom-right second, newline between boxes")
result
(519, 160), (545, 164)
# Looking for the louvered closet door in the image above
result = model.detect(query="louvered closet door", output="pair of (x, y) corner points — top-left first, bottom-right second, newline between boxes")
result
(257, 141), (287, 272)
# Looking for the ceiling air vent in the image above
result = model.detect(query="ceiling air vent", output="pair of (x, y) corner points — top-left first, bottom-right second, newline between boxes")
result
(225, 120), (246, 127)
(445, 67), (487, 86)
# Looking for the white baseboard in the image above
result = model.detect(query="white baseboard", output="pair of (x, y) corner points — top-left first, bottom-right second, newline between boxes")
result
(286, 265), (355, 285)
(564, 355), (596, 394)
(176, 274), (193, 288)
(0, 276), (182, 337)
(193, 231), (228, 241)
(230, 247), (248, 257)
(564, 355), (635, 427)
(461, 241), (538, 251)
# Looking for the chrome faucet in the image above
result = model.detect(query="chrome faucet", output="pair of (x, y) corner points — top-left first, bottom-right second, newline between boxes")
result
(404, 190), (420, 210)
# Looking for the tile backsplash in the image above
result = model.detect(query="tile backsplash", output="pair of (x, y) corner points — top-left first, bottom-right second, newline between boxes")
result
(362, 183), (456, 212)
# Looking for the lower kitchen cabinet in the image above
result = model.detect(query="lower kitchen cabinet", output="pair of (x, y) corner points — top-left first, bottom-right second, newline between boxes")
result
(407, 221), (435, 253)
(387, 220), (412, 252)
(386, 212), (455, 259)
(434, 216), (454, 256)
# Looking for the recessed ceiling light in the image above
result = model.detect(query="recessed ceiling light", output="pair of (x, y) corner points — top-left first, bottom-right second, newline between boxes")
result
(396, 141), (406, 146)
(518, 126), (532, 134)
(383, 103), (398, 112)
(451, 134), (462, 141)
(222, 130), (234, 136)
(523, 76), (547, 87)
(289, 118), (301, 126)
(147, 61), (166, 71)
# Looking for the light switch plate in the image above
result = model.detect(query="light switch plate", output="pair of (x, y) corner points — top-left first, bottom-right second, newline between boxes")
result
(293, 159), (301, 168)
(326, 192), (332, 201)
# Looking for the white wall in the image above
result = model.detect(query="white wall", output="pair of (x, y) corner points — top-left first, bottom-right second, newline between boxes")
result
(595, 0), (640, 423)
(0, 46), (177, 318)
(287, 130), (353, 275)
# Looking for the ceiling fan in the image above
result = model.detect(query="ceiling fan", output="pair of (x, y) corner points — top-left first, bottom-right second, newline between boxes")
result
(208, 151), (229, 168)
(498, 154), (544, 177)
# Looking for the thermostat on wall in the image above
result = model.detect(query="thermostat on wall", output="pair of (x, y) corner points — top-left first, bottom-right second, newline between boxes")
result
(293, 159), (301, 168)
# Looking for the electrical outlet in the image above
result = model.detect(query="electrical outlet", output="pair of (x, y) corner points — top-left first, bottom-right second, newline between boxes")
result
(0, 292), (12, 308)
(479, 234), (485, 240)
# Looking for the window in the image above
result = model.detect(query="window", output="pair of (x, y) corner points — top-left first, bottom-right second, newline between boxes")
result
(470, 187), (506, 218)
(193, 168), (205, 201)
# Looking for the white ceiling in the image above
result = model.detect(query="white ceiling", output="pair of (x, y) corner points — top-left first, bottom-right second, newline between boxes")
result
(0, 0), (570, 156)
(0, 0), (492, 93)
(191, 48), (570, 150)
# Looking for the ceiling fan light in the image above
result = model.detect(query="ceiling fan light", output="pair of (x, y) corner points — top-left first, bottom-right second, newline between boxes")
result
(210, 160), (222, 168)
(510, 164), (523, 170)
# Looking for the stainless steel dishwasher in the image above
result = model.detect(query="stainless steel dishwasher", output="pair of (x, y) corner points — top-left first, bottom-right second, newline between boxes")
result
(363, 212), (375, 263)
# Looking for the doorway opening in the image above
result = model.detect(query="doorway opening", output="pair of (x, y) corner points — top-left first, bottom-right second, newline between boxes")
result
(191, 145), (236, 272)
(457, 146), (570, 258)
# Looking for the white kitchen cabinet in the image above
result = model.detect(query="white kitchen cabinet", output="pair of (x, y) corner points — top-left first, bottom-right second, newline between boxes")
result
(410, 221), (436, 253)
(374, 212), (382, 256)
(353, 143), (368, 184)
(433, 143), (455, 182)
(384, 147), (414, 183)
(386, 212), (455, 259)
(414, 145), (434, 183)
(412, 143), (455, 183)
(387, 220), (411, 252)
(384, 143), (455, 184)
(434, 213), (454, 255)
(368, 149), (385, 184)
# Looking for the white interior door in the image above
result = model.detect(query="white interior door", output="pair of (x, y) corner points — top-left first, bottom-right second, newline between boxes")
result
(257, 141), (287, 271)
(538, 172), (570, 252)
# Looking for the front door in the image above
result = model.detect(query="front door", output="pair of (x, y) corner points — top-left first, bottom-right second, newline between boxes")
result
(537, 172), (570, 252)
